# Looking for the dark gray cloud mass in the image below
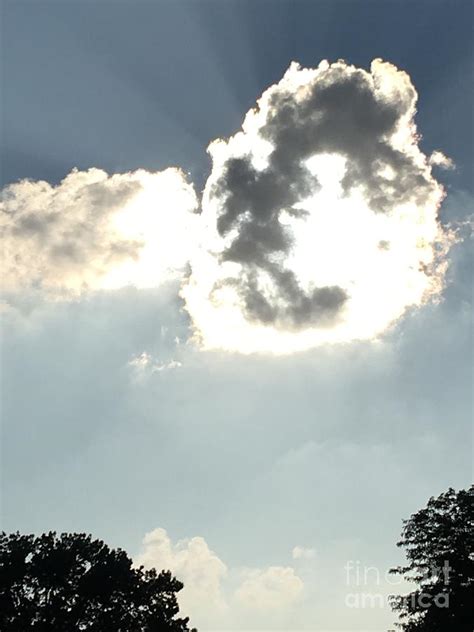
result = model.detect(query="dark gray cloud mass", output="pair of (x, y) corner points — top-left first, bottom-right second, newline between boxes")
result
(210, 60), (439, 330)
(213, 153), (348, 328)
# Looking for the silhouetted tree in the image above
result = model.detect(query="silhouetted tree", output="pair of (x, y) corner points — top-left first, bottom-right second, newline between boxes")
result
(390, 485), (474, 631)
(0, 531), (197, 631)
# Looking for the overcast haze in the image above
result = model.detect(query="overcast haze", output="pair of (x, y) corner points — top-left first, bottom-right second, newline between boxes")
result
(1, 1), (473, 630)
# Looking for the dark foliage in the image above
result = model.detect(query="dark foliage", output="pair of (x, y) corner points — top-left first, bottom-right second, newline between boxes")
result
(390, 485), (474, 631)
(0, 531), (197, 631)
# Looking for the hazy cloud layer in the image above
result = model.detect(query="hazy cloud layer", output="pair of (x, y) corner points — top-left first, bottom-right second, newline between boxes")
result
(2, 223), (471, 627)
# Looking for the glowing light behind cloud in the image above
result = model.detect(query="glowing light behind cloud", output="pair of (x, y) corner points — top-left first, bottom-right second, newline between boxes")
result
(102, 169), (199, 289)
(1, 59), (456, 354)
(182, 59), (455, 353)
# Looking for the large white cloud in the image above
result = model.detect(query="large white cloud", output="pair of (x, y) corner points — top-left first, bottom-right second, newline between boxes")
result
(1, 167), (198, 296)
(1, 59), (458, 354)
(182, 59), (456, 352)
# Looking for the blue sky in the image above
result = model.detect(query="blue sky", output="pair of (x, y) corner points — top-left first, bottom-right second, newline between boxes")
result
(1, 1), (472, 630)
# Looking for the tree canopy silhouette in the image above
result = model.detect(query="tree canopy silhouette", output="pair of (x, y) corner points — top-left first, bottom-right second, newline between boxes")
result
(0, 531), (197, 631)
(390, 485), (474, 631)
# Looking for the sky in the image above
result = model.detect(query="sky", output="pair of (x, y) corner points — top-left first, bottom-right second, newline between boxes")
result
(1, 1), (473, 630)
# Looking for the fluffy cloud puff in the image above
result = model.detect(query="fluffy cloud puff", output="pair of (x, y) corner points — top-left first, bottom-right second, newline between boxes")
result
(136, 528), (228, 625)
(1, 167), (198, 296)
(183, 59), (455, 352)
(135, 528), (304, 630)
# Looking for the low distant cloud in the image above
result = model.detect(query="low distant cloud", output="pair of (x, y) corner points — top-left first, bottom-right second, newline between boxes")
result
(1, 59), (459, 354)
(136, 528), (304, 629)
(136, 528), (228, 624)
(234, 565), (304, 611)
